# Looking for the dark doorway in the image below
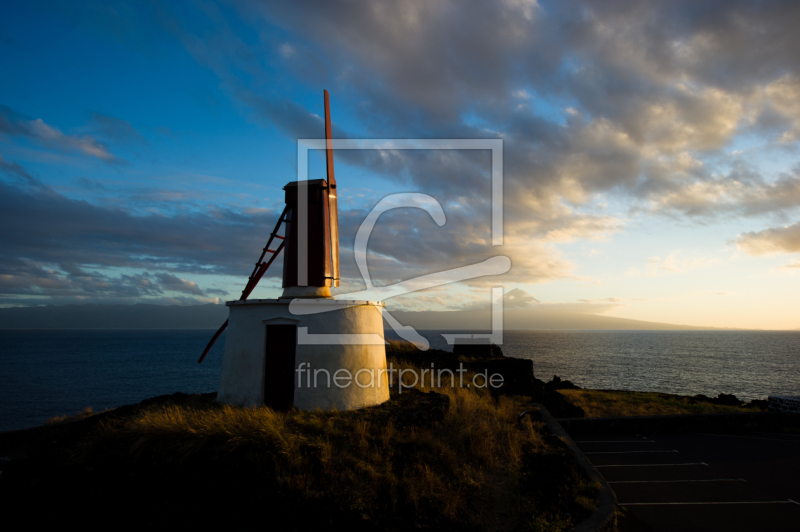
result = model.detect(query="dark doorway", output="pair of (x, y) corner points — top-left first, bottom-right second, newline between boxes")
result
(264, 324), (297, 410)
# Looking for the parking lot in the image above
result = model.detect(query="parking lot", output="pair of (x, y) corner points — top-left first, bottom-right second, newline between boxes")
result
(574, 431), (800, 531)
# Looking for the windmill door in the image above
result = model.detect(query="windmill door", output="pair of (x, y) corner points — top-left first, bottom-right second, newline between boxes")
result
(264, 324), (297, 410)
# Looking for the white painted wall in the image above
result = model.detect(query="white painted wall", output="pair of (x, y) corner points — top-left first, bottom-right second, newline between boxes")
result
(217, 299), (390, 411)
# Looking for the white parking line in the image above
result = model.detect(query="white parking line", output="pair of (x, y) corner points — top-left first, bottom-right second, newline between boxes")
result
(621, 500), (800, 506)
(697, 433), (800, 443)
(608, 479), (747, 484)
(585, 450), (678, 454)
(576, 440), (656, 443)
(756, 432), (800, 439)
(596, 462), (707, 468)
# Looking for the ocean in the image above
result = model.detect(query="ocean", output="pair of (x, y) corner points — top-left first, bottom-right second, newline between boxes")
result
(1, 329), (798, 432)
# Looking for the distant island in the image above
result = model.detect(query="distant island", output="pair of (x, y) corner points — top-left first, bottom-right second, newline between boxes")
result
(392, 307), (736, 331)
(0, 301), (740, 330)
(0, 303), (228, 329)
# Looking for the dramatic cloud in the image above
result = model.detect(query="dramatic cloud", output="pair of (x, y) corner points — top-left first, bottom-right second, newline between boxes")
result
(226, 0), (800, 239)
(134, 0), (800, 228)
(4, 0), (800, 308)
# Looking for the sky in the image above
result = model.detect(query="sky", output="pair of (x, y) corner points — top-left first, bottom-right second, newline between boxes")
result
(1, 0), (799, 329)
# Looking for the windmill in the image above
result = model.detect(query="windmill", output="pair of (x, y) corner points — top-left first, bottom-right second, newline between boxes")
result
(199, 91), (389, 411)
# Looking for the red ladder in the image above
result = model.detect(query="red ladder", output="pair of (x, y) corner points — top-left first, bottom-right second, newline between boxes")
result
(197, 206), (290, 363)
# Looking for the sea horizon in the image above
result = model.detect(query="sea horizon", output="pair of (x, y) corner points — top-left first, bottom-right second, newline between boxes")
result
(1, 328), (798, 433)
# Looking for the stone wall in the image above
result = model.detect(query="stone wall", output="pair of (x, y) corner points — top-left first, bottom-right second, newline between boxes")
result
(768, 395), (800, 414)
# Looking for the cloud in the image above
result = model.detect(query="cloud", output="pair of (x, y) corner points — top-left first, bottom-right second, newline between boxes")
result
(87, 113), (146, 145)
(643, 164), (800, 218)
(9, 0), (800, 305)
(149, 0), (800, 255)
(0, 105), (123, 164)
(0, 180), (281, 280)
(0, 153), (42, 187)
(239, 0), (800, 219)
(75, 176), (107, 190)
(154, 272), (206, 296)
(735, 222), (800, 255)
(248, 0), (552, 121)
(0, 255), (228, 304)
(0, 258), (161, 299)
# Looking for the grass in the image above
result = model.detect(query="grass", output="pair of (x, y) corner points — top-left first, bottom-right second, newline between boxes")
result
(559, 389), (757, 418)
(386, 338), (423, 357)
(574, 479), (600, 511)
(81, 393), (540, 526)
(63, 343), (594, 531)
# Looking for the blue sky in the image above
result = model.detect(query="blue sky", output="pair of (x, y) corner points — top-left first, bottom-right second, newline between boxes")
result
(2, 1), (799, 329)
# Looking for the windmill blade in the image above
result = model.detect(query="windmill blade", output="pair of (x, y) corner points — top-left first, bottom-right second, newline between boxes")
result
(324, 89), (340, 287)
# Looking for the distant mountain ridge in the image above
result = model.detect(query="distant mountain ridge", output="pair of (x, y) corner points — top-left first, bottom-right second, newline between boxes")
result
(0, 304), (229, 329)
(391, 288), (732, 331)
(392, 307), (726, 331)
(0, 302), (732, 330)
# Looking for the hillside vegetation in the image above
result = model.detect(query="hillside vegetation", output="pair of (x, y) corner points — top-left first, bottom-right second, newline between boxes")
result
(2, 340), (597, 532)
(559, 389), (759, 418)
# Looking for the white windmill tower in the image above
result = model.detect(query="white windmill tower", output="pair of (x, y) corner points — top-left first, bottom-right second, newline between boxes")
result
(199, 91), (389, 411)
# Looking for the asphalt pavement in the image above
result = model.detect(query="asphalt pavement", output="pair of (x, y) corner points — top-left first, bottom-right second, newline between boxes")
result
(573, 431), (800, 531)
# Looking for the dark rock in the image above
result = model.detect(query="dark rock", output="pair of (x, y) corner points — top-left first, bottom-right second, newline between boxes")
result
(452, 338), (493, 359)
(713, 393), (743, 406)
(692, 393), (744, 407)
(463, 357), (537, 396)
(544, 375), (581, 392)
(531, 378), (546, 401)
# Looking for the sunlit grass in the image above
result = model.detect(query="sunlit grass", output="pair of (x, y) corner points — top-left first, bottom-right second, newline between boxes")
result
(71, 342), (593, 530)
(78, 391), (552, 528)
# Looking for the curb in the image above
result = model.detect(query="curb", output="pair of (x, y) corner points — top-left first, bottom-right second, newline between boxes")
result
(532, 403), (618, 532)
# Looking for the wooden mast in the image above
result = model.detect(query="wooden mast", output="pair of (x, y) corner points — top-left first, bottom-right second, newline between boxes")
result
(324, 89), (340, 287)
